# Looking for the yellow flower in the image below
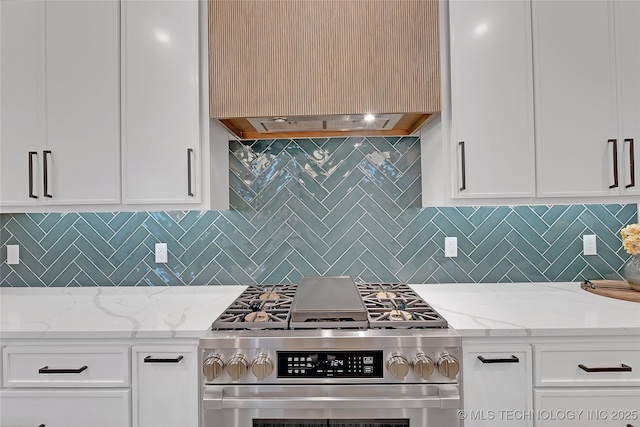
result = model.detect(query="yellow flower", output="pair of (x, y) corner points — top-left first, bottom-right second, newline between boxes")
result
(621, 223), (640, 256)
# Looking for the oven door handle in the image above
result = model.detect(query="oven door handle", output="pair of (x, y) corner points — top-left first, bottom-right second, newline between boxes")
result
(203, 386), (459, 410)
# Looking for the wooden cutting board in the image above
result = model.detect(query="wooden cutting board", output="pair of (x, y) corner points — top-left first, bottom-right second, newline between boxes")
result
(581, 280), (640, 303)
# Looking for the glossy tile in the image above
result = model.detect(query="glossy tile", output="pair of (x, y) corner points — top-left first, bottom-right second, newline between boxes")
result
(1, 137), (636, 286)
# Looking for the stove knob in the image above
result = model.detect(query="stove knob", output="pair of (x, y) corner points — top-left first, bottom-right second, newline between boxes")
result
(227, 354), (249, 381)
(412, 353), (435, 380)
(252, 354), (274, 380)
(203, 353), (225, 381)
(387, 353), (410, 380)
(437, 353), (460, 380)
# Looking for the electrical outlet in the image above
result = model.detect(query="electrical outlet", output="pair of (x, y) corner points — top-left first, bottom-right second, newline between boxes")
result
(155, 243), (168, 263)
(583, 235), (597, 256)
(445, 237), (458, 257)
(7, 245), (19, 265)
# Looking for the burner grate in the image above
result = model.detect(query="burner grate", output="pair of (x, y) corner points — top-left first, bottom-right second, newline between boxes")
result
(358, 283), (448, 329)
(211, 285), (296, 330)
(212, 282), (449, 330)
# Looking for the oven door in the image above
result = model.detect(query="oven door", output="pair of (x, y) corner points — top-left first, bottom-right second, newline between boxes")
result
(202, 384), (461, 427)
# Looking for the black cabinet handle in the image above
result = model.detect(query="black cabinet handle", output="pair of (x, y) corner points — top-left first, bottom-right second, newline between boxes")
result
(478, 355), (520, 364)
(38, 424), (45, 427)
(28, 151), (38, 198)
(578, 363), (631, 373)
(39, 365), (87, 374)
(144, 355), (184, 363)
(459, 141), (466, 191)
(626, 138), (635, 188)
(609, 139), (619, 189)
(43, 150), (52, 198)
(187, 148), (194, 197)
(627, 424), (634, 427)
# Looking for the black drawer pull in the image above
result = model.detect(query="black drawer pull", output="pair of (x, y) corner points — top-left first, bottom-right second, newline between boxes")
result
(609, 139), (619, 189)
(38, 424), (45, 427)
(43, 150), (52, 198)
(459, 141), (466, 191)
(39, 365), (87, 374)
(578, 363), (631, 373)
(28, 151), (38, 198)
(144, 355), (184, 363)
(627, 424), (634, 427)
(187, 148), (194, 197)
(478, 355), (519, 364)
(626, 138), (635, 188)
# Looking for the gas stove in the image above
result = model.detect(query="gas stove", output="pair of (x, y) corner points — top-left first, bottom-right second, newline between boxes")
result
(210, 277), (449, 331)
(199, 277), (462, 426)
(200, 276), (460, 384)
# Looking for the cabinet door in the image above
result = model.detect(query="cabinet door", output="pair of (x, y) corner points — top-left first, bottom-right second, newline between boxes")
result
(133, 346), (198, 427)
(617, 0), (640, 195)
(0, 389), (131, 427)
(0, 0), (45, 207)
(533, 0), (619, 197)
(449, 0), (535, 198)
(122, 0), (201, 204)
(534, 388), (640, 427)
(463, 346), (533, 427)
(0, 0), (120, 209)
(45, 0), (120, 205)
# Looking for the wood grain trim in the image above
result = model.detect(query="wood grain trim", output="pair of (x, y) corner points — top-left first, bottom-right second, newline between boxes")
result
(209, 0), (440, 119)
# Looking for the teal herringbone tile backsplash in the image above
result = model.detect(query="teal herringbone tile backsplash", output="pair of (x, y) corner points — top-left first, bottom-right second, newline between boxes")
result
(0, 137), (637, 286)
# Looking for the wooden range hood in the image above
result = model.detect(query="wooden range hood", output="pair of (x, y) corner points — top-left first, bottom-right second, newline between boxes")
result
(208, 0), (440, 140)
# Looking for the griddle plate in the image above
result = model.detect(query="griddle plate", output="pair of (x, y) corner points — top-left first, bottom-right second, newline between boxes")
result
(290, 276), (368, 325)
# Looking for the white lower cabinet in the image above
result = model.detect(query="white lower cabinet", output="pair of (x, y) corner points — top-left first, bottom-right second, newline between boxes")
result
(463, 345), (533, 426)
(533, 342), (640, 427)
(132, 345), (198, 427)
(1, 342), (200, 427)
(0, 389), (131, 427)
(1, 345), (132, 427)
(534, 388), (640, 427)
(462, 339), (640, 427)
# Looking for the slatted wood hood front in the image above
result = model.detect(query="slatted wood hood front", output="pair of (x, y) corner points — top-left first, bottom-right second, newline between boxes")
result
(208, 0), (440, 139)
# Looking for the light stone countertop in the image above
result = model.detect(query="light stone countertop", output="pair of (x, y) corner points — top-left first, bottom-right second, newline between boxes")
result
(0, 282), (638, 340)
(411, 282), (640, 337)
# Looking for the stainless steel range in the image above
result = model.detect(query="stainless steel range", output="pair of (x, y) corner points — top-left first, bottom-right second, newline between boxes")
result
(199, 276), (462, 427)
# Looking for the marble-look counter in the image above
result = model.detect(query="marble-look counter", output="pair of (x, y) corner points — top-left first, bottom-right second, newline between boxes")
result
(0, 285), (244, 339)
(0, 282), (638, 340)
(412, 282), (640, 337)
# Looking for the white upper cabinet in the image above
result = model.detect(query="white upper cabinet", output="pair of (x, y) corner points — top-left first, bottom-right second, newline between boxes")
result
(0, 0), (45, 207)
(0, 0), (120, 208)
(121, 0), (202, 205)
(616, 0), (640, 195)
(533, 0), (638, 198)
(45, 1), (121, 205)
(449, 0), (535, 199)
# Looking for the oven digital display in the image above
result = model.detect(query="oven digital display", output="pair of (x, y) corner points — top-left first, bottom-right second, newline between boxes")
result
(277, 351), (383, 378)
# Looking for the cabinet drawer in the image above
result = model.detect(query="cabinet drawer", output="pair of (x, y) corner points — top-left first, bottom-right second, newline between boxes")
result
(0, 389), (130, 427)
(534, 343), (640, 387)
(3, 346), (130, 388)
(534, 388), (640, 426)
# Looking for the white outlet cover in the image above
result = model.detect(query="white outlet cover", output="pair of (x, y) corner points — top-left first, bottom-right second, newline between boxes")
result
(445, 237), (458, 257)
(583, 234), (597, 256)
(155, 243), (168, 263)
(7, 245), (19, 265)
